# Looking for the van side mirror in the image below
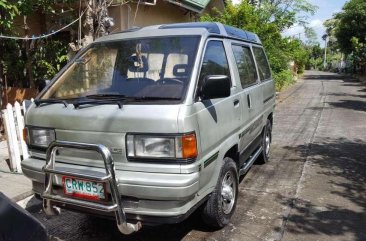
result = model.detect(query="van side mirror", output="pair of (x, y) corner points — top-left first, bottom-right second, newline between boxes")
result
(200, 75), (231, 100)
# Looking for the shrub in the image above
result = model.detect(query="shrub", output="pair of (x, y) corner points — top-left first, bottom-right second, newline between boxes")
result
(273, 69), (294, 91)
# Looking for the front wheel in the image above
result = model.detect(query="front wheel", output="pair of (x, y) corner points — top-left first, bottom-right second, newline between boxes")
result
(201, 157), (238, 229)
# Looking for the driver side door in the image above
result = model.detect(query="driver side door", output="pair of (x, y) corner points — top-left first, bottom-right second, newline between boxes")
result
(194, 39), (242, 189)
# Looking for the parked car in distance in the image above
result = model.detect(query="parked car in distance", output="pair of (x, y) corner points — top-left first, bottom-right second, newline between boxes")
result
(21, 22), (275, 234)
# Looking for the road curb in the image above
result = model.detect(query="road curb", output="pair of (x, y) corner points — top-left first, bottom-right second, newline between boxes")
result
(11, 190), (34, 203)
(276, 78), (305, 104)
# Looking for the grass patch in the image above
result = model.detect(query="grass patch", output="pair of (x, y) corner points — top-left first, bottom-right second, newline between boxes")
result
(273, 70), (296, 91)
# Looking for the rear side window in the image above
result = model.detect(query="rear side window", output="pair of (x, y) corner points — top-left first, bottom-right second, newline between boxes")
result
(232, 45), (258, 88)
(199, 41), (230, 83)
(253, 47), (271, 81)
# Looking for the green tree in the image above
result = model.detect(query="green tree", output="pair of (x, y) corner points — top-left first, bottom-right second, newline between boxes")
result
(201, 0), (316, 90)
(0, 0), (19, 29)
(0, 0), (20, 103)
(304, 26), (317, 46)
(1, 0), (115, 90)
(0, 0), (76, 89)
(323, 18), (339, 52)
(335, 0), (366, 55)
(331, 0), (366, 73)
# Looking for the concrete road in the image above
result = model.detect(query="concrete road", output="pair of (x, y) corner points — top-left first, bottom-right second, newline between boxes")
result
(23, 71), (366, 241)
(0, 141), (33, 201)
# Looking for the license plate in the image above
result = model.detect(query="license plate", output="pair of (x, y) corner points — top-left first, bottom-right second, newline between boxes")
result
(62, 176), (106, 200)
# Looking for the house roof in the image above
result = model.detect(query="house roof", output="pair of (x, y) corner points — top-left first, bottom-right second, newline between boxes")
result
(167, 0), (223, 13)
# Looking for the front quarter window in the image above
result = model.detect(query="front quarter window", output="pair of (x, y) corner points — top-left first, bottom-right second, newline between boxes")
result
(198, 40), (231, 82)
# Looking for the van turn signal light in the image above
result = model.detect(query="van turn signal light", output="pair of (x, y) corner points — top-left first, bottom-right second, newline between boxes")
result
(182, 133), (197, 159)
(23, 128), (28, 143)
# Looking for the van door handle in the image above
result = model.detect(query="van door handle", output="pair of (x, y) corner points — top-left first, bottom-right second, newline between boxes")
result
(247, 94), (252, 109)
(233, 99), (240, 106)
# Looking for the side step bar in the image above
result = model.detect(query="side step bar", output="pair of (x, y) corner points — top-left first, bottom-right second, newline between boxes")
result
(239, 146), (263, 176)
(42, 141), (142, 235)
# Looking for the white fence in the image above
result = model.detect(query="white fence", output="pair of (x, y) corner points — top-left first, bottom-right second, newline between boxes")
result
(2, 100), (33, 173)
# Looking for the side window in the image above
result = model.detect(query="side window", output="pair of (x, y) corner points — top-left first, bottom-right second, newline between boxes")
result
(199, 40), (231, 83)
(253, 47), (271, 81)
(232, 45), (258, 88)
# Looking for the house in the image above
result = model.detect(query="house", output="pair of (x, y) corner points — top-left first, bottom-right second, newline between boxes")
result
(13, 0), (226, 40)
(110, 0), (225, 30)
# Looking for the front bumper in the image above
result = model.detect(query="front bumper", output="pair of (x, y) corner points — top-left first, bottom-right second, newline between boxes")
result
(22, 157), (200, 218)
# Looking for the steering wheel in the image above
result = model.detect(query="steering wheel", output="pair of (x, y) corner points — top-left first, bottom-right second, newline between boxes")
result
(158, 78), (184, 85)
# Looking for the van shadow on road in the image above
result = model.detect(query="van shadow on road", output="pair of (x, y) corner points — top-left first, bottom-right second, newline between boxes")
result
(25, 169), (261, 241)
(279, 137), (366, 241)
(24, 196), (221, 241)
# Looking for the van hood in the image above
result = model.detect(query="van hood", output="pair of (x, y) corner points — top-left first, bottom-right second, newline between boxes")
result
(25, 103), (182, 173)
(25, 103), (180, 133)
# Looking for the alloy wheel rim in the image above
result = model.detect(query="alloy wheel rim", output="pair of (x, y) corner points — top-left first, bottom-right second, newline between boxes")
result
(265, 129), (271, 156)
(221, 171), (236, 215)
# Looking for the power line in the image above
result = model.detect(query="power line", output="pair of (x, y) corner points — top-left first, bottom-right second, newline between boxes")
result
(0, 10), (86, 40)
(132, 0), (141, 27)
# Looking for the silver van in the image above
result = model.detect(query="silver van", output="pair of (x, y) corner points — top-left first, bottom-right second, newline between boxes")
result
(22, 22), (275, 234)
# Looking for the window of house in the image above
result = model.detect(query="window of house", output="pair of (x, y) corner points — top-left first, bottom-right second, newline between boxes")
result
(232, 45), (258, 88)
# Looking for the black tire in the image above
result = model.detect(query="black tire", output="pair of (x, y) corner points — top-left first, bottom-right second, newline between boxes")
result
(201, 157), (238, 229)
(258, 119), (272, 164)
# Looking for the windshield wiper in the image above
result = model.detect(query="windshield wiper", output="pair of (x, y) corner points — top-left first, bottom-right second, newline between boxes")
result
(73, 95), (180, 108)
(72, 94), (129, 109)
(34, 99), (68, 107)
(132, 96), (181, 101)
(86, 94), (180, 101)
(73, 99), (124, 109)
(85, 94), (127, 99)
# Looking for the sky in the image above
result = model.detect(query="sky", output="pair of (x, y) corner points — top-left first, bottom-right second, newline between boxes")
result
(232, 0), (348, 47)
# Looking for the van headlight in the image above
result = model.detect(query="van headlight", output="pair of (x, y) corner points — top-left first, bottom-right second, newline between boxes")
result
(25, 127), (55, 148)
(126, 133), (197, 160)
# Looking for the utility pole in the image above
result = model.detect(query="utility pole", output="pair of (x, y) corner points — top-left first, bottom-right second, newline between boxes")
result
(322, 34), (328, 70)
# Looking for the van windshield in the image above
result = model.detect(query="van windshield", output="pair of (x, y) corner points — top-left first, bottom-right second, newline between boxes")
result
(41, 36), (200, 101)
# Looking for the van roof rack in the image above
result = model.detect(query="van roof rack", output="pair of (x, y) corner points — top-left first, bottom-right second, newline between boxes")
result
(159, 22), (221, 34)
(110, 22), (261, 44)
(159, 22), (260, 44)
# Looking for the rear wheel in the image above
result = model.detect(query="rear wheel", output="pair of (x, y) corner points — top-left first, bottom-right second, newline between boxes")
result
(258, 119), (272, 164)
(201, 157), (238, 229)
